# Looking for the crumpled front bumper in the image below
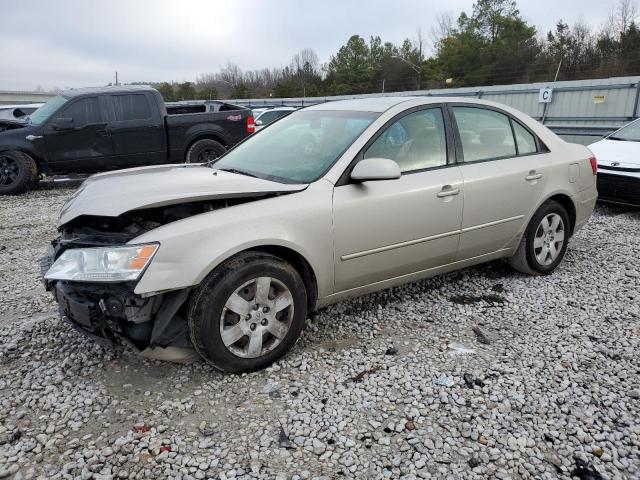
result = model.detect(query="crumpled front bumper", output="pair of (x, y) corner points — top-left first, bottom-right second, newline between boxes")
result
(41, 248), (192, 351)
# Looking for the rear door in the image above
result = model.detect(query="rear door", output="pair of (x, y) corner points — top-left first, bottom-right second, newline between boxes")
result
(450, 104), (552, 260)
(332, 106), (464, 292)
(43, 96), (114, 173)
(106, 93), (166, 168)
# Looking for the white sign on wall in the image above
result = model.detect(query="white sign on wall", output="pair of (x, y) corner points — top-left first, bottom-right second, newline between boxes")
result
(539, 88), (553, 103)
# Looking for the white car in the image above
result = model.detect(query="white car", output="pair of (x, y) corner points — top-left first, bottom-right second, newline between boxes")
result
(254, 107), (297, 131)
(0, 103), (44, 121)
(589, 119), (640, 206)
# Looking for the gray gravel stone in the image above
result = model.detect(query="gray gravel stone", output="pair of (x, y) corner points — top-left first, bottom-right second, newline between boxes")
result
(0, 190), (639, 479)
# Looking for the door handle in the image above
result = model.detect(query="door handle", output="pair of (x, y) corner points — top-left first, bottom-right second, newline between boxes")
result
(25, 135), (43, 141)
(96, 128), (111, 137)
(525, 171), (543, 181)
(437, 186), (460, 198)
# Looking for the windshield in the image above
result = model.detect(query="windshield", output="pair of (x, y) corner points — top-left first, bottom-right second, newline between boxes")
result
(29, 95), (68, 125)
(609, 119), (640, 142)
(213, 110), (378, 183)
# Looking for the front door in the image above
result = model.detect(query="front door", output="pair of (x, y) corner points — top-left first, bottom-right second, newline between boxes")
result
(332, 107), (464, 292)
(43, 96), (114, 173)
(449, 105), (551, 260)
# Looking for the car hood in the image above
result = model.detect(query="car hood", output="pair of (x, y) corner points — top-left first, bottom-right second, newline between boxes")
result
(589, 138), (640, 168)
(58, 163), (308, 226)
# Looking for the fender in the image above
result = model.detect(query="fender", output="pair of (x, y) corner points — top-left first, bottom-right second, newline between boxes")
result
(130, 181), (334, 300)
(184, 123), (229, 148)
(0, 123), (48, 160)
(505, 188), (579, 252)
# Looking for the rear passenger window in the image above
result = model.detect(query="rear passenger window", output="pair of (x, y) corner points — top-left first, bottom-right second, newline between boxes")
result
(60, 97), (100, 126)
(453, 107), (516, 162)
(512, 121), (537, 154)
(112, 94), (152, 121)
(364, 108), (447, 172)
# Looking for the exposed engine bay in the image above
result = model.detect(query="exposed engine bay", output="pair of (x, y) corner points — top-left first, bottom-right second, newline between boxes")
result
(58, 196), (261, 245)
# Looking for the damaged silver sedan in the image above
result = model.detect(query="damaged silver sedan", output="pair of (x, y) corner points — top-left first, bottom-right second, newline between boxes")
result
(42, 97), (597, 372)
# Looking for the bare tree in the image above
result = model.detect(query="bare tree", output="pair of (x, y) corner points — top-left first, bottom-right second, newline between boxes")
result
(414, 28), (425, 62)
(605, 0), (639, 35)
(290, 48), (320, 73)
(430, 12), (455, 48)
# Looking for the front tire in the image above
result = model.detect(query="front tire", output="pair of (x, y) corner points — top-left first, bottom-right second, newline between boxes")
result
(509, 200), (570, 275)
(185, 139), (226, 164)
(0, 151), (37, 195)
(187, 252), (307, 373)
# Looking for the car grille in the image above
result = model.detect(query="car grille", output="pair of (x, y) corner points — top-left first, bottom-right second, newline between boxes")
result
(597, 173), (640, 206)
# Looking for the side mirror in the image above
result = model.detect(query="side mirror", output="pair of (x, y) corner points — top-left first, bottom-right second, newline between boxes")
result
(350, 157), (401, 182)
(255, 119), (264, 126)
(52, 117), (74, 131)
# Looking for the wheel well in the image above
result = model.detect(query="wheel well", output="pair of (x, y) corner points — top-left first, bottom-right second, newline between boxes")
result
(187, 135), (227, 153)
(548, 194), (576, 236)
(242, 245), (318, 312)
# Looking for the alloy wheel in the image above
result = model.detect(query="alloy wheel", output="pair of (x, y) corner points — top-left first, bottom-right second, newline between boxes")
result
(0, 155), (19, 187)
(198, 149), (219, 163)
(533, 213), (565, 266)
(219, 276), (294, 358)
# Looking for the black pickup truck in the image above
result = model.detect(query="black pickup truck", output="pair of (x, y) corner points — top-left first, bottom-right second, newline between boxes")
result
(0, 86), (255, 194)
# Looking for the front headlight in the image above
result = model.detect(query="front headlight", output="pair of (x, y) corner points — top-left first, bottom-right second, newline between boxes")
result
(45, 243), (159, 282)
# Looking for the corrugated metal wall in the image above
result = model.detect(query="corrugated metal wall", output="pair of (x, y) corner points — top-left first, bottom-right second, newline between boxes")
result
(231, 76), (640, 145)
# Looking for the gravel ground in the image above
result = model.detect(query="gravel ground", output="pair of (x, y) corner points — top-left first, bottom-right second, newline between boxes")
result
(0, 187), (639, 480)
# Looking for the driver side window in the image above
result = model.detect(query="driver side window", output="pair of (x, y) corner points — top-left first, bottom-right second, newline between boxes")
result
(364, 108), (447, 173)
(59, 97), (101, 127)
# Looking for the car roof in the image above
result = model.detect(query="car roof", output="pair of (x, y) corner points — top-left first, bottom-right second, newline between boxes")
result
(306, 96), (422, 113)
(259, 106), (296, 111)
(61, 85), (154, 98)
(304, 96), (518, 113)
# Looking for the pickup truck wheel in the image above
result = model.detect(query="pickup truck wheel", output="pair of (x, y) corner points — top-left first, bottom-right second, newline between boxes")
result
(0, 151), (37, 195)
(188, 252), (307, 373)
(185, 139), (226, 164)
(509, 200), (570, 275)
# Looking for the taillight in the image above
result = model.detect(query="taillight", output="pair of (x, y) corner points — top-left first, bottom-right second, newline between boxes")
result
(246, 115), (255, 134)
(589, 156), (597, 175)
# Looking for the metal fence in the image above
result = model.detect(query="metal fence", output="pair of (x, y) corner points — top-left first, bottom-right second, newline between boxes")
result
(4, 76), (639, 145)
(229, 76), (640, 145)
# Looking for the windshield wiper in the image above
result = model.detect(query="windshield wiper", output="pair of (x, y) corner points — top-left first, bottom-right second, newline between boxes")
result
(217, 167), (260, 178)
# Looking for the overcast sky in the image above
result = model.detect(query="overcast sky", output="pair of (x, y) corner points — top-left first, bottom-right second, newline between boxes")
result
(0, 0), (616, 91)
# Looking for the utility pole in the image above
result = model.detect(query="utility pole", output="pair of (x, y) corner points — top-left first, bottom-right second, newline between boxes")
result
(541, 59), (562, 123)
(382, 79), (385, 93)
(115, 71), (118, 86)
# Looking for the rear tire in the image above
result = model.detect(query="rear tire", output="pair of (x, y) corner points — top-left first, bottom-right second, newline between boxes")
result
(185, 139), (226, 164)
(0, 151), (37, 195)
(509, 200), (570, 275)
(187, 252), (307, 373)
